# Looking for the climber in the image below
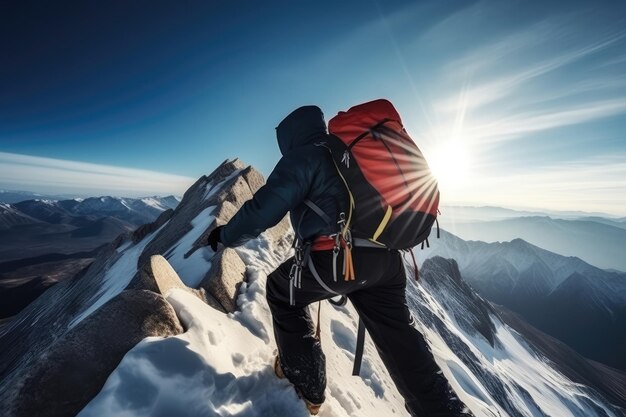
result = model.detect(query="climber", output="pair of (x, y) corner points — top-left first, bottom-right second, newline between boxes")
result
(204, 105), (471, 417)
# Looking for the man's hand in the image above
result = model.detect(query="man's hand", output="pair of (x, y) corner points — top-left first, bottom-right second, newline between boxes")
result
(206, 226), (224, 251)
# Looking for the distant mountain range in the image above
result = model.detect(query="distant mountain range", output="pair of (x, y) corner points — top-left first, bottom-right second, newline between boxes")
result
(416, 230), (626, 372)
(441, 205), (625, 222)
(0, 189), (78, 204)
(0, 195), (180, 318)
(443, 214), (626, 272)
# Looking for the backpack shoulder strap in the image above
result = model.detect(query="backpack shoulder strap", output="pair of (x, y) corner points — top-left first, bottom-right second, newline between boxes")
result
(304, 199), (333, 228)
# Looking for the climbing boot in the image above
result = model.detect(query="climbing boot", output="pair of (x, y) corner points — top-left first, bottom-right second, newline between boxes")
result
(274, 356), (323, 415)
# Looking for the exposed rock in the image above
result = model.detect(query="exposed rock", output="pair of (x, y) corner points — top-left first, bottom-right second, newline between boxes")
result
(4, 289), (182, 417)
(260, 214), (293, 249)
(240, 165), (265, 193)
(132, 208), (173, 244)
(129, 255), (224, 312)
(200, 248), (247, 312)
(137, 159), (247, 268)
(134, 159), (286, 314)
(213, 200), (239, 225)
(188, 201), (237, 252)
(205, 158), (245, 185)
(218, 174), (255, 209)
(420, 256), (496, 346)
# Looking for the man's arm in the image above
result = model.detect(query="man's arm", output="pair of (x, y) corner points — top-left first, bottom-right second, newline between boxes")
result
(219, 154), (313, 247)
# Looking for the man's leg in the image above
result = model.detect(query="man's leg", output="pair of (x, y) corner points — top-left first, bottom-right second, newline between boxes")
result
(266, 256), (331, 405)
(348, 252), (469, 417)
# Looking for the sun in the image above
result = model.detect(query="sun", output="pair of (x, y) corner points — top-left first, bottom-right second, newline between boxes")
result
(428, 137), (471, 192)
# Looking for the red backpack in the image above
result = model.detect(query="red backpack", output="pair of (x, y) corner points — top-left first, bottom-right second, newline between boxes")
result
(326, 99), (440, 251)
(315, 99), (440, 376)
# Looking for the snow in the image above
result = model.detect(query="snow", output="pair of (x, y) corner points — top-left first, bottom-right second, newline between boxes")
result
(140, 197), (167, 210)
(78, 289), (307, 417)
(69, 223), (168, 328)
(33, 198), (57, 204)
(120, 198), (133, 211)
(164, 206), (216, 288)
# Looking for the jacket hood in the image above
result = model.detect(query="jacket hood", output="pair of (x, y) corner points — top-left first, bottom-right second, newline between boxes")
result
(276, 105), (327, 155)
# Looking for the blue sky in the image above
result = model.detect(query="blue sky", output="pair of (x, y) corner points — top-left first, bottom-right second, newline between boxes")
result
(1, 0), (625, 214)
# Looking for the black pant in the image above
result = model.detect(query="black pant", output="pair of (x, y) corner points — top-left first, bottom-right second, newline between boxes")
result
(266, 247), (469, 417)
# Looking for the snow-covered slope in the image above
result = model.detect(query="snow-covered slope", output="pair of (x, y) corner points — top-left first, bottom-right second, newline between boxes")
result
(79, 252), (625, 417)
(415, 230), (626, 373)
(0, 202), (39, 229)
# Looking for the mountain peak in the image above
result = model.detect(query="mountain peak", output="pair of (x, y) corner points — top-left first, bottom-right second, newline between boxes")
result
(2, 159), (624, 417)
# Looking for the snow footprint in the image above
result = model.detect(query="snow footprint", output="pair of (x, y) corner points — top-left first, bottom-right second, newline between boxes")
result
(330, 319), (356, 352)
(330, 320), (385, 398)
(328, 383), (357, 415)
(358, 358), (385, 398)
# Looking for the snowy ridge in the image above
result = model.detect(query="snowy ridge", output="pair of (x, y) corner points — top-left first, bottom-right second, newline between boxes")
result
(80, 231), (411, 417)
(67, 168), (246, 329)
(80, 252), (624, 415)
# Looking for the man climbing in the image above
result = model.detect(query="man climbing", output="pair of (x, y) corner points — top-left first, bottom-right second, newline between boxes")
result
(206, 104), (472, 417)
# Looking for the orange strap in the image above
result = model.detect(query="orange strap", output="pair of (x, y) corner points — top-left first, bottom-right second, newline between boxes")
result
(341, 239), (355, 281)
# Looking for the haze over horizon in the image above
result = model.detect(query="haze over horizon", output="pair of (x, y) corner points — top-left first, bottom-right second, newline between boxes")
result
(1, 0), (625, 215)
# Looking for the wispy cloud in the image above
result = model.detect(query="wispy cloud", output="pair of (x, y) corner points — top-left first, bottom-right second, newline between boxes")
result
(0, 152), (195, 197)
(441, 16), (571, 77)
(436, 31), (625, 113)
(448, 155), (626, 215)
(466, 98), (626, 143)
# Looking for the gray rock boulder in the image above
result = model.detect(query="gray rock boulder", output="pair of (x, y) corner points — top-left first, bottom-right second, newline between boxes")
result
(200, 248), (247, 312)
(5, 289), (183, 417)
(130, 255), (225, 312)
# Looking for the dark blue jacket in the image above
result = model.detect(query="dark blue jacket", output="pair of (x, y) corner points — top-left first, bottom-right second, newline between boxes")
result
(221, 106), (348, 247)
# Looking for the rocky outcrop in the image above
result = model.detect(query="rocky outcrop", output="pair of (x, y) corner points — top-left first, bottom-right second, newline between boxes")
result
(130, 255), (225, 312)
(135, 159), (290, 313)
(132, 208), (174, 244)
(3, 289), (182, 417)
(419, 256), (496, 345)
(137, 159), (248, 268)
(200, 248), (247, 312)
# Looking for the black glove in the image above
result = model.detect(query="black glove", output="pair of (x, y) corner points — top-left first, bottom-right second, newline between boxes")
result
(206, 226), (224, 251)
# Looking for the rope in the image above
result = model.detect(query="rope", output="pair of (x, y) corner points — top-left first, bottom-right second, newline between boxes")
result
(314, 301), (322, 342)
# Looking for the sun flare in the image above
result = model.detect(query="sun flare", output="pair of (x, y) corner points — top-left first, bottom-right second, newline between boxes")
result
(428, 138), (471, 192)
